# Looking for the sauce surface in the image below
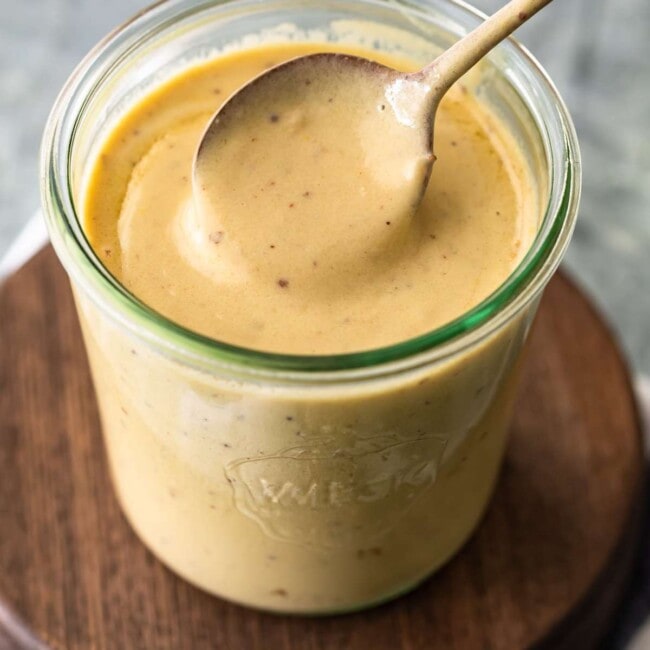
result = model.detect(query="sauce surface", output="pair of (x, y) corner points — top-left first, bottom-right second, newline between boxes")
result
(84, 42), (538, 354)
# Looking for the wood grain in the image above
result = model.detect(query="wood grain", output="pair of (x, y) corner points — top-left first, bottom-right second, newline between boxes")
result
(0, 247), (644, 650)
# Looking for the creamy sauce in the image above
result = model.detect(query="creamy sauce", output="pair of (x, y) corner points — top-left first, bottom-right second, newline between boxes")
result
(84, 43), (537, 355)
(76, 40), (543, 613)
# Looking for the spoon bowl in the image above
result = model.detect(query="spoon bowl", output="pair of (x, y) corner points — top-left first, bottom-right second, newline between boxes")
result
(192, 54), (436, 283)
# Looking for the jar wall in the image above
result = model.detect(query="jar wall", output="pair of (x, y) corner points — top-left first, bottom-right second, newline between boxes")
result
(42, 0), (579, 615)
(75, 285), (538, 612)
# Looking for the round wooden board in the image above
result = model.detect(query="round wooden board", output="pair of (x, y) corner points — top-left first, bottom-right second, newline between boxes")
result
(0, 247), (645, 650)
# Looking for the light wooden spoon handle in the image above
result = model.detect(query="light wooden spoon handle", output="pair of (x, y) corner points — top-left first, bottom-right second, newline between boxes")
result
(422, 0), (553, 93)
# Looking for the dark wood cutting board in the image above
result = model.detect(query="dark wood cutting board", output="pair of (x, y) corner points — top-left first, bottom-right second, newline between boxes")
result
(0, 247), (645, 650)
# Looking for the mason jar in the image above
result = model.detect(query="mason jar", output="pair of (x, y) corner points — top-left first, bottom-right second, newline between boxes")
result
(40, 0), (580, 614)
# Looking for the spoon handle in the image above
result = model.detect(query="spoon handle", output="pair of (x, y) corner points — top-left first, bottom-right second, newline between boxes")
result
(422, 0), (553, 93)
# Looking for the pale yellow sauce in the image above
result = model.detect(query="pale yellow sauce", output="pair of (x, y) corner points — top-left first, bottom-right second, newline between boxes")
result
(77, 41), (541, 613)
(84, 43), (537, 354)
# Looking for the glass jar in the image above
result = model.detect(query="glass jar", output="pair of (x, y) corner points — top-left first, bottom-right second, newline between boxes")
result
(40, 0), (580, 614)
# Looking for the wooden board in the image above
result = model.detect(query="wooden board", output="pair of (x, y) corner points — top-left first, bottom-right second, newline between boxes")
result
(0, 247), (644, 650)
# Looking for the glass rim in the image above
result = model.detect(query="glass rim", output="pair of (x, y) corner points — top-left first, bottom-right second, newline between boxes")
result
(40, 0), (581, 379)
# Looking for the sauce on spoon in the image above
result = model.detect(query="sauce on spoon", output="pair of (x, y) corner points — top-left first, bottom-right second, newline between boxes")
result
(192, 0), (552, 293)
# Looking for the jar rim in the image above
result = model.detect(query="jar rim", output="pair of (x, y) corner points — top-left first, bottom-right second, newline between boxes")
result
(40, 0), (581, 380)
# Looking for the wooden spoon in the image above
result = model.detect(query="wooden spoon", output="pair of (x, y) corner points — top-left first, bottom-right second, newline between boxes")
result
(192, 0), (551, 275)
